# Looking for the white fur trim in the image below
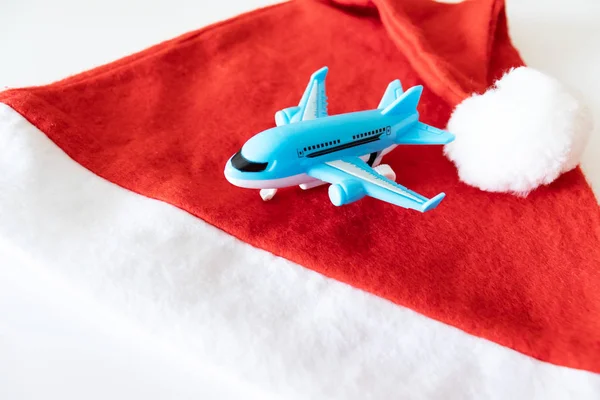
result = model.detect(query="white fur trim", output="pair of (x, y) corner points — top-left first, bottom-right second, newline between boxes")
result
(444, 67), (592, 195)
(1, 103), (599, 399)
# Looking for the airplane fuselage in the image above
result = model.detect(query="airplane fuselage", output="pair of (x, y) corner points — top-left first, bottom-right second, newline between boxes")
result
(224, 109), (419, 189)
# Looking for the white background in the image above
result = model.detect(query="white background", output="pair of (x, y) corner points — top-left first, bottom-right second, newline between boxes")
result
(1, 0), (599, 399)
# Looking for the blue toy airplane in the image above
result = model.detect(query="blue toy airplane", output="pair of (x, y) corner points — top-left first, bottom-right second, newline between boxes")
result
(224, 67), (455, 211)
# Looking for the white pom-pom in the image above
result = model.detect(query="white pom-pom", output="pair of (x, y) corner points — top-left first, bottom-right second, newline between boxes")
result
(444, 67), (592, 195)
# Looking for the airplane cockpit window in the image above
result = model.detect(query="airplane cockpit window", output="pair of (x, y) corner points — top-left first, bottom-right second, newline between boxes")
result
(231, 150), (268, 172)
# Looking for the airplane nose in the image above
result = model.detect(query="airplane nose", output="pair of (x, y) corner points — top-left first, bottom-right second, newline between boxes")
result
(224, 156), (257, 188)
(224, 157), (240, 185)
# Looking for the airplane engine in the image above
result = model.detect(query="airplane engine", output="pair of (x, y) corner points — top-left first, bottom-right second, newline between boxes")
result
(328, 180), (366, 206)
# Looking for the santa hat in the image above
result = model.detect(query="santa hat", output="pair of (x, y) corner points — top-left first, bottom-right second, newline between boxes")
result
(1, 0), (599, 398)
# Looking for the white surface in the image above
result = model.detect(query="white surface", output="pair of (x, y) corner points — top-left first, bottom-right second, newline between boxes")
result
(1, 0), (599, 399)
(0, 0), (280, 90)
(1, 103), (599, 400)
(506, 0), (600, 198)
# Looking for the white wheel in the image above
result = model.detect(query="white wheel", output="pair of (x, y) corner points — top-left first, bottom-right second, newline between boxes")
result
(299, 180), (326, 190)
(259, 189), (277, 201)
(374, 164), (396, 181)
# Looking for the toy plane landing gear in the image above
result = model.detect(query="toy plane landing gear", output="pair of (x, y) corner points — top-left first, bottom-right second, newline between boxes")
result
(374, 164), (396, 181)
(299, 180), (326, 190)
(260, 189), (278, 201)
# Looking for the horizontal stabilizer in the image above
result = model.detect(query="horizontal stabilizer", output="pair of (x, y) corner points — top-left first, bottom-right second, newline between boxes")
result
(378, 79), (404, 109)
(399, 122), (455, 145)
(275, 106), (301, 126)
(380, 85), (423, 117)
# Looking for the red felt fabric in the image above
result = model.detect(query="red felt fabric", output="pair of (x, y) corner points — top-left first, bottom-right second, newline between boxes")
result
(2, 0), (600, 372)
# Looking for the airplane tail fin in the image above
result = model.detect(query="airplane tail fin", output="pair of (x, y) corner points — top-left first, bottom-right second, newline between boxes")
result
(275, 66), (329, 125)
(378, 79), (403, 109)
(380, 85), (423, 117)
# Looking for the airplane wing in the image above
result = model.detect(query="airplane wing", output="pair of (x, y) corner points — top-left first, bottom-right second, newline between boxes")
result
(307, 157), (445, 212)
(274, 67), (328, 126)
